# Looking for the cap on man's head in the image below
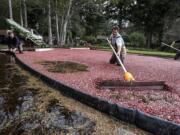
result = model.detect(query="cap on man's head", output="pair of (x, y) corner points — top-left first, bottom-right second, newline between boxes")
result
(112, 26), (119, 31)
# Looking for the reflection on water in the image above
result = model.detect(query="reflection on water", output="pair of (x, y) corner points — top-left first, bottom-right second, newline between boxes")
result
(0, 54), (150, 135)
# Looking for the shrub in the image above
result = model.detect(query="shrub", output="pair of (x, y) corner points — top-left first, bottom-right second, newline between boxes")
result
(121, 32), (130, 42)
(82, 36), (97, 44)
(129, 32), (145, 47)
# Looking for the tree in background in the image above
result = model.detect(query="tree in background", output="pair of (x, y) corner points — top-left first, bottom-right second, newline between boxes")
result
(8, 0), (13, 19)
(49, 0), (74, 46)
(105, 0), (134, 28)
(1, 0), (180, 48)
(0, 0), (8, 18)
(20, 0), (24, 26)
(54, 0), (60, 45)
(23, 0), (28, 28)
(72, 0), (107, 37)
(60, 0), (73, 46)
(129, 0), (180, 48)
(48, 0), (53, 45)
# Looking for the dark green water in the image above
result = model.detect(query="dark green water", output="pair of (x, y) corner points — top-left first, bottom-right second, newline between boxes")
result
(0, 53), (150, 135)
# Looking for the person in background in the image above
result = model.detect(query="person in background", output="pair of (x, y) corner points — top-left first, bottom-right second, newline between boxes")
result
(109, 26), (126, 65)
(171, 40), (180, 60)
(7, 31), (23, 53)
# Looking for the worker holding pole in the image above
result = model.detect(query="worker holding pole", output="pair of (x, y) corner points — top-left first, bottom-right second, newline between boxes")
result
(7, 31), (23, 53)
(171, 40), (180, 60)
(109, 26), (126, 66)
(107, 26), (134, 82)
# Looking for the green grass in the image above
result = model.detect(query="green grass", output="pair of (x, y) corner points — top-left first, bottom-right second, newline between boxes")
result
(90, 45), (175, 58)
(0, 44), (8, 49)
(127, 49), (175, 58)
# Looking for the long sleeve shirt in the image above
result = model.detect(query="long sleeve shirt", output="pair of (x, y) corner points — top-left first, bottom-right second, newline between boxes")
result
(7, 36), (20, 47)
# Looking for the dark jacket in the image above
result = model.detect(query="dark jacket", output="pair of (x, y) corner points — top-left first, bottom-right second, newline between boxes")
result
(7, 36), (20, 48)
(175, 40), (180, 44)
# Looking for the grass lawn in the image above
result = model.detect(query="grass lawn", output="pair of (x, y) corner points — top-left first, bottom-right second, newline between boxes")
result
(127, 49), (175, 58)
(90, 45), (175, 58)
(0, 44), (8, 49)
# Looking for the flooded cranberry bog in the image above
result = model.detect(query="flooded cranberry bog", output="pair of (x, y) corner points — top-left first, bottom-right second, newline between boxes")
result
(14, 49), (180, 134)
(1, 48), (180, 134)
(0, 53), (151, 135)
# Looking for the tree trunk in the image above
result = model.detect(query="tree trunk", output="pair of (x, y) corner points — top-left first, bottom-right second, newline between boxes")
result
(48, 0), (53, 45)
(67, 34), (70, 45)
(20, 0), (24, 26)
(61, 20), (68, 45)
(146, 32), (153, 48)
(157, 31), (163, 48)
(8, 0), (13, 19)
(59, 15), (64, 45)
(23, 0), (28, 28)
(61, 0), (73, 46)
(55, 0), (60, 46)
(157, 25), (164, 48)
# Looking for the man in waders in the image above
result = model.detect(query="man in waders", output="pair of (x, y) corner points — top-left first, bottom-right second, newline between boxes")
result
(171, 40), (180, 60)
(7, 31), (23, 53)
(109, 26), (126, 65)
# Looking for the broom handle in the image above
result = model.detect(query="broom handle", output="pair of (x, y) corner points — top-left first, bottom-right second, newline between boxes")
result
(107, 38), (127, 73)
(161, 42), (180, 52)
